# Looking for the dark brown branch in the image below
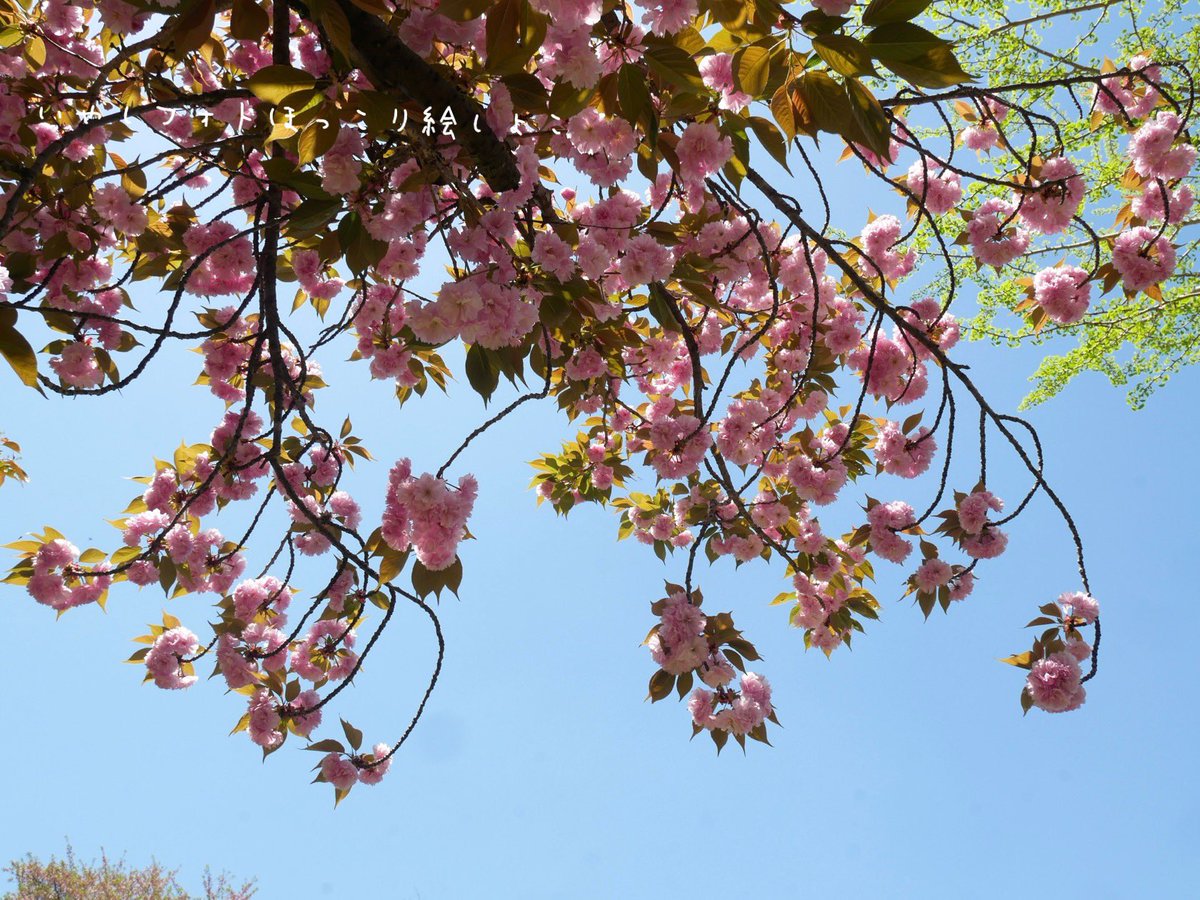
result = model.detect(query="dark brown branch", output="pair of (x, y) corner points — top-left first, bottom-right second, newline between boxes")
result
(331, 0), (521, 192)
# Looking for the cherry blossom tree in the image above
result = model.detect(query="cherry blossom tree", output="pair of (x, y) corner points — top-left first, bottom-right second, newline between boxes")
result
(0, 0), (1193, 800)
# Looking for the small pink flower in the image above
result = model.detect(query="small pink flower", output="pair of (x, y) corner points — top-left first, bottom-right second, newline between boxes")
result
(357, 743), (393, 785)
(913, 558), (952, 594)
(957, 490), (1003, 535)
(1112, 226), (1176, 292)
(320, 752), (359, 791)
(1025, 652), (1086, 713)
(676, 122), (733, 185)
(1058, 591), (1099, 624)
(1033, 265), (1091, 325)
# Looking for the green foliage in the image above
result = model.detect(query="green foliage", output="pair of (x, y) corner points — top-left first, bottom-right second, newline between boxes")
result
(933, 0), (1200, 408)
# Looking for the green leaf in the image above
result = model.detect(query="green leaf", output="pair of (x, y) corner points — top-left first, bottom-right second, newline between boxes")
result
(0, 26), (23, 50)
(812, 34), (878, 78)
(799, 10), (848, 36)
(861, 0), (932, 27)
(410, 557), (461, 599)
(676, 670), (694, 699)
(646, 283), (682, 333)
(167, 0), (216, 56)
(230, 0), (270, 41)
(644, 44), (705, 93)
(296, 116), (339, 166)
(246, 65), (317, 106)
(341, 718), (364, 752)
(793, 71), (852, 137)
(502, 72), (549, 116)
(617, 63), (655, 136)
(312, 0), (354, 59)
(437, 0), (492, 20)
(346, 0), (394, 14)
(876, 46), (973, 88)
(712, 728), (729, 752)
(734, 45), (772, 98)
(485, 0), (546, 76)
(844, 77), (891, 157)
(770, 84), (797, 141)
(306, 738), (347, 753)
(285, 197), (342, 237)
(376, 542), (408, 584)
(647, 669), (674, 702)
(465, 344), (500, 403)
(862, 22), (949, 61)
(0, 315), (39, 389)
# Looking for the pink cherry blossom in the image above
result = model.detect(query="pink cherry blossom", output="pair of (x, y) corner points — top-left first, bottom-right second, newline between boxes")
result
(1025, 652), (1086, 713)
(1112, 226), (1177, 292)
(1033, 265), (1091, 325)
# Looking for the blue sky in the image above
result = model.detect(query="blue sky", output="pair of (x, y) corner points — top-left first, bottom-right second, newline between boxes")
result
(3, 31), (1200, 900)
(7, 291), (1198, 898)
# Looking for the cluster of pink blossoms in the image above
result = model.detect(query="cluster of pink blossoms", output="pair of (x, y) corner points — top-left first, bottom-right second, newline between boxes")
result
(859, 215), (916, 281)
(247, 687), (322, 749)
(647, 592), (708, 675)
(181, 221), (256, 297)
(874, 419), (937, 478)
(968, 198), (1032, 269)
(319, 743), (392, 791)
(1025, 654), (1087, 713)
(8, 0), (1159, 795)
(199, 307), (257, 402)
(688, 672), (773, 737)
(644, 591), (775, 741)
(698, 53), (751, 112)
(1094, 55), (1161, 118)
(287, 490), (362, 556)
(26, 539), (110, 611)
(1033, 265), (1092, 325)
(551, 108), (638, 187)
(144, 627), (199, 690)
(1024, 594), (1099, 714)
(955, 489), (1008, 560)
(381, 459), (477, 571)
(905, 161), (963, 216)
(1112, 226), (1178, 293)
(1016, 157), (1086, 235)
(867, 500), (916, 564)
(959, 98), (1011, 151)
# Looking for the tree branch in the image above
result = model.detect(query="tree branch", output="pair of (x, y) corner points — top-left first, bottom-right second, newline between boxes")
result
(330, 0), (521, 192)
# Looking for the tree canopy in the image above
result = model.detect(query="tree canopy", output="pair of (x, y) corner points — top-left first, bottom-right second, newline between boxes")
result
(0, 0), (1193, 800)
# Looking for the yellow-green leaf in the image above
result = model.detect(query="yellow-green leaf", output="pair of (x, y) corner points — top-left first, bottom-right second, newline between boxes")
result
(734, 45), (771, 98)
(812, 34), (878, 78)
(862, 22), (948, 61)
(877, 46), (973, 89)
(862, 0), (932, 27)
(844, 77), (891, 157)
(0, 310), (38, 389)
(230, 0), (269, 41)
(247, 65), (318, 105)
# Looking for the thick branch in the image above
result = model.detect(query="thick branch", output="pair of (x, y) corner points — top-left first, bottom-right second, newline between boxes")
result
(331, 0), (520, 192)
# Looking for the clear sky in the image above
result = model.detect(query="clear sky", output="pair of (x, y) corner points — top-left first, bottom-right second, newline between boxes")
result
(3, 51), (1199, 900)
